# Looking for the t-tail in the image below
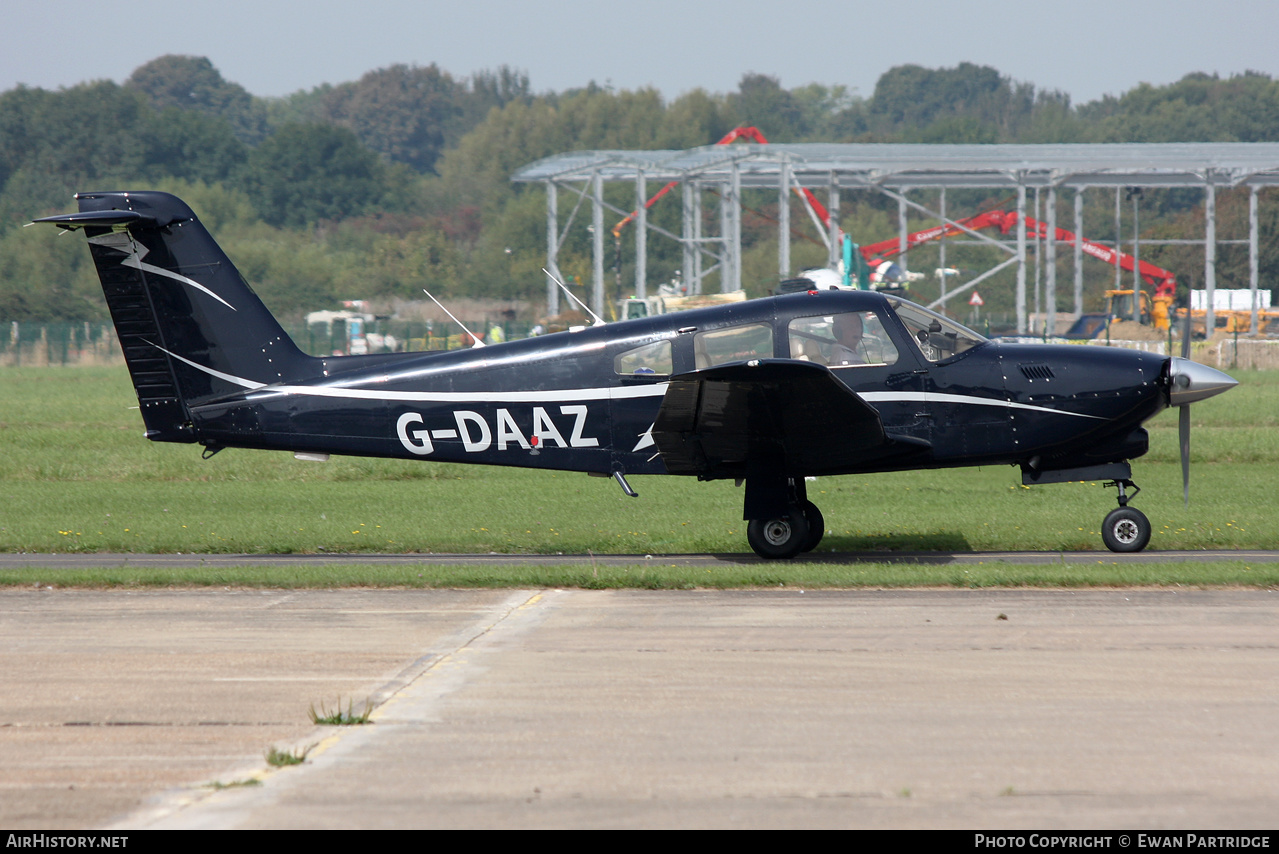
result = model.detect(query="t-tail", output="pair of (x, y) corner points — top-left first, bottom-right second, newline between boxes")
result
(32, 191), (319, 443)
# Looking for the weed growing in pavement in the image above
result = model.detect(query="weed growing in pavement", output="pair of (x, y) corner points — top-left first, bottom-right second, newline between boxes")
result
(309, 697), (373, 725)
(265, 744), (314, 766)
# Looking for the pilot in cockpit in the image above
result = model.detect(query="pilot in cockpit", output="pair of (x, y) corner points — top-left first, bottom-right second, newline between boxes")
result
(830, 312), (865, 366)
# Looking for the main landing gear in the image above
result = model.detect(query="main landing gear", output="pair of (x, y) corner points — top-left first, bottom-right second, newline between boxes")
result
(1101, 478), (1151, 553)
(744, 478), (825, 560)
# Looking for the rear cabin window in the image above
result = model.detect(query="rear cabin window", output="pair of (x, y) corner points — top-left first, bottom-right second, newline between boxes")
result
(614, 339), (673, 375)
(693, 323), (774, 369)
(787, 311), (898, 368)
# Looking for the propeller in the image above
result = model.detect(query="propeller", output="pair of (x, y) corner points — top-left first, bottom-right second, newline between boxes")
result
(1168, 308), (1237, 505)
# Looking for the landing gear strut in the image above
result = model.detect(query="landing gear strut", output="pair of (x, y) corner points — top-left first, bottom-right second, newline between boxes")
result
(1101, 479), (1151, 553)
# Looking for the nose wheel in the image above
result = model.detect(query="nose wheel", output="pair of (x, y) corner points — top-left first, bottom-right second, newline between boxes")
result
(1101, 479), (1151, 553)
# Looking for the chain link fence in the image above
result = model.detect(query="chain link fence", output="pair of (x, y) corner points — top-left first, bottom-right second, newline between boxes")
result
(0, 322), (121, 366)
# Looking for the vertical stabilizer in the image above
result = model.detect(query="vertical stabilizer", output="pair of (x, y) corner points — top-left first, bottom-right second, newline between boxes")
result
(32, 191), (318, 442)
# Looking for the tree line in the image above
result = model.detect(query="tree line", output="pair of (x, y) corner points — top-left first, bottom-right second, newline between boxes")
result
(3, 56), (1278, 322)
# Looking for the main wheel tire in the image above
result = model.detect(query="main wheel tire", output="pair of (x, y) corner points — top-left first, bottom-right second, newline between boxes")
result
(1101, 506), (1152, 553)
(747, 509), (810, 560)
(799, 500), (824, 553)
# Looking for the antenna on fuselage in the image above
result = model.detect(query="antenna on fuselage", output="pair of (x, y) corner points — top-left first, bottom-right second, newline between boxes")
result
(422, 289), (485, 348)
(543, 268), (605, 327)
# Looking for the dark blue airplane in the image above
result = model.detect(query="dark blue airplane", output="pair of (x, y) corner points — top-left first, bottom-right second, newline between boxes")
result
(33, 191), (1237, 558)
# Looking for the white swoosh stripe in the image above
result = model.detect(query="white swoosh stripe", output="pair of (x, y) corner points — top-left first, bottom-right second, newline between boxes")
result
(248, 383), (669, 404)
(861, 390), (1106, 420)
(152, 342), (666, 403)
(151, 343), (266, 390)
(90, 232), (237, 311)
(125, 256), (237, 311)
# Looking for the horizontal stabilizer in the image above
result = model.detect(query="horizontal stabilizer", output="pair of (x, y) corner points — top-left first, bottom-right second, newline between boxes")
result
(30, 210), (154, 229)
(651, 359), (886, 477)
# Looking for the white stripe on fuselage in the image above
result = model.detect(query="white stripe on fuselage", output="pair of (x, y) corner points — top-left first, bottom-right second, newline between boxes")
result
(860, 390), (1106, 420)
(152, 342), (666, 403)
(155, 342), (1102, 419)
(247, 382), (669, 404)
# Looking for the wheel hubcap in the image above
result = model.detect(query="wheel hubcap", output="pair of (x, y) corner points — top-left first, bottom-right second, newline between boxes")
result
(763, 519), (791, 545)
(1113, 519), (1139, 544)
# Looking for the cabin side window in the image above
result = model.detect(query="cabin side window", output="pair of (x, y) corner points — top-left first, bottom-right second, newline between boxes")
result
(787, 311), (899, 368)
(693, 323), (774, 369)
(614, 339), (674, 375)
(890, 302), (985, 363)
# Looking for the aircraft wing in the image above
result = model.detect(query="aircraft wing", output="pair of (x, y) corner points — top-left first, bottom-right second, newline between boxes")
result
(651, 359), (887, 477)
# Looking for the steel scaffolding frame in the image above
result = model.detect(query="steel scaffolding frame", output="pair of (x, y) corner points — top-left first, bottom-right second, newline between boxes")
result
(513, 143), (1279, 332)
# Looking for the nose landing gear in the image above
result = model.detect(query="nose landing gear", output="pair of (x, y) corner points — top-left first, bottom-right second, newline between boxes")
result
(1101, 479), (1151, 553)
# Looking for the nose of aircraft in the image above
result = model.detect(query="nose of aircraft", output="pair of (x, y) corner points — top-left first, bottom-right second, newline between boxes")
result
(1167, 357), (1237, 406)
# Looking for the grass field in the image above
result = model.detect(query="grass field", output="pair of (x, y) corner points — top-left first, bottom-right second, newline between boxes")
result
(0, 365), (1274, 586)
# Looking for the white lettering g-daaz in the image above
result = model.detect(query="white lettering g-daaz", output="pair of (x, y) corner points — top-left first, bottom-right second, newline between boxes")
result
(397, 406), (598, 455)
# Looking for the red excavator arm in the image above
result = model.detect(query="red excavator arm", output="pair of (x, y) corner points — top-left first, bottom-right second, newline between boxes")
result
(860, 209), (1177, 297)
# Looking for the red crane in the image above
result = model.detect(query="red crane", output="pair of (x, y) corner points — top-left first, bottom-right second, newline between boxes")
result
(857, 209), (1177, 299)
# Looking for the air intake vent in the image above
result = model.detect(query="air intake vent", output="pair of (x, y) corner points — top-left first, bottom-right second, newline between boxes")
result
(1020, 363), (1055, 380)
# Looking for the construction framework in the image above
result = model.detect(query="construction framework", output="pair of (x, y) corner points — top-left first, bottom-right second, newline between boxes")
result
(512, 143), (1279, 334)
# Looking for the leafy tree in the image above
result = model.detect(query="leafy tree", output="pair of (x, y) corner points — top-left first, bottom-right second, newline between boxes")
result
(790, 83), (860, 140)
(126, 54), (267, 144)
(222, 221), (341, 316)
(265, 84), (333, 130)
(0, 85), (43, 190)
(869, 63), (1037, 140)
(0, 218), (103, 320)
(144, 108), (248, 184)
(322, 64), (463, 173)
(238, 123), (387, 227)
(726, 73), (807, 141)
(908, 115), (999, 144)
(457, 66), (532, 135)
(655, 88), (730, 148)
(0, 82), (153, 224)
(1080, 72), (1279, 142)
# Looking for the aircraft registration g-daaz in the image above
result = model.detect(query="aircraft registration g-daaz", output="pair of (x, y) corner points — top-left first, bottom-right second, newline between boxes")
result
(34, 191), (1238, 558)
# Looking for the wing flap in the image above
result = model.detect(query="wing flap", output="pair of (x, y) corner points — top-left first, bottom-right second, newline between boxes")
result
(651, 359), (888, 477)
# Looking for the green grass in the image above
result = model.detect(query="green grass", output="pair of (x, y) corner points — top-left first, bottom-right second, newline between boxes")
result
(204, 779), (261, 790)
(0, 366), (1275, 583)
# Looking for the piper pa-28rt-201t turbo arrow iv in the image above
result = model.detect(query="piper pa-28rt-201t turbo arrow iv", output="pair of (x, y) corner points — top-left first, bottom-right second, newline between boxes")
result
(33, 191), (1237, 558)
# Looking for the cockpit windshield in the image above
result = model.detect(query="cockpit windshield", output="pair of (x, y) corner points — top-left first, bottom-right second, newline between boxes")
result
(888, 300), (987, 363)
